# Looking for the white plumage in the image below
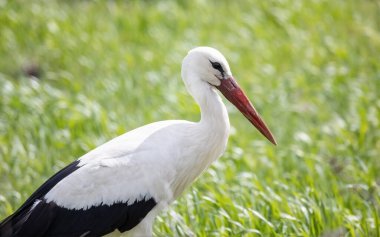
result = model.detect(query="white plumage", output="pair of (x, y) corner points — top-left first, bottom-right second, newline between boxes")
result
(0, 47), (276, 237)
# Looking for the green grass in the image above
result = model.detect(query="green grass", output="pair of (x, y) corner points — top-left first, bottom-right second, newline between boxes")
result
(1, 0), (379, 236)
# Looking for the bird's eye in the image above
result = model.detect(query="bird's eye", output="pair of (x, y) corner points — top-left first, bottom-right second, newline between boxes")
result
(209, 60), (224, 73)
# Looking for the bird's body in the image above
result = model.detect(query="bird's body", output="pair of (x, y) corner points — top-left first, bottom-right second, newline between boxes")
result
(0, 47), (275, 237)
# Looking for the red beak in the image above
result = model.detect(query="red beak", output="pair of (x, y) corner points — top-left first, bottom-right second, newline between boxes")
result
(216, 77), (277, 145)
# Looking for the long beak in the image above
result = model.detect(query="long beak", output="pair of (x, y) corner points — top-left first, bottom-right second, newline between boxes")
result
(216, 76), (277, 145)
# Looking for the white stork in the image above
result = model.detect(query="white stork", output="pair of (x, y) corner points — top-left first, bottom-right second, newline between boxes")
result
(0, 47), (276, 237)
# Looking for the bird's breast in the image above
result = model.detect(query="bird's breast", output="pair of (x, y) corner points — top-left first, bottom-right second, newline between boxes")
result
(168, 122), (230, 199)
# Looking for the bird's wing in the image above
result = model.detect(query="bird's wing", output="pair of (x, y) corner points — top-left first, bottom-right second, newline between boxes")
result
(0, 158), (161, 237)
(0, 120), (189, 237)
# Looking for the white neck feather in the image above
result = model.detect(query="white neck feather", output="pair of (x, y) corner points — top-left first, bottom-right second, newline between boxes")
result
(170, 78), (230, 198)
(185, 78), (230, 130)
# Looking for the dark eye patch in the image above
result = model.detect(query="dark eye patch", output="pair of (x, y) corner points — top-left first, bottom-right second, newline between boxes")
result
(209, 60), (225, 74)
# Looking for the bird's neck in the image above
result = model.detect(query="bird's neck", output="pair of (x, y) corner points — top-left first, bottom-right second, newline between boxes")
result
(169, 80), (231, 199)
(189, 80), (230, 131)
(200, 89), (230, 131)
(189, 81), (231, 162)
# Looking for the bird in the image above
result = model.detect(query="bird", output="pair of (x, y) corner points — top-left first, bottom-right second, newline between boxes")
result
(0, 47), (276, 237)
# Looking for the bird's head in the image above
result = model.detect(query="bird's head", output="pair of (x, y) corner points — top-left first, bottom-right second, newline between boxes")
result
(182, 47), (232, 87)
(182, 46), (277, 145)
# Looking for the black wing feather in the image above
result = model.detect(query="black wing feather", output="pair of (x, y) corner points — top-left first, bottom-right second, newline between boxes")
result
(15, 197), (156, 237)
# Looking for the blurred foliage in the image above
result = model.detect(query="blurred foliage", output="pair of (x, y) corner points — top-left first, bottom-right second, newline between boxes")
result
(0, 0), (379, 236)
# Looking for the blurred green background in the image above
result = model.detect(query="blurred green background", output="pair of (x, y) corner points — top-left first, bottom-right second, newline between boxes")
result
(0, 0), (379, 236)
